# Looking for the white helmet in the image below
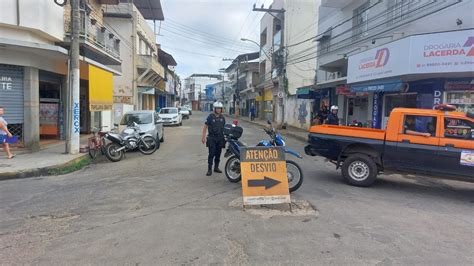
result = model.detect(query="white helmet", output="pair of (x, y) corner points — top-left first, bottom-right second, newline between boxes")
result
(213, 102), (223, 109)
(330, 105), (338, 111)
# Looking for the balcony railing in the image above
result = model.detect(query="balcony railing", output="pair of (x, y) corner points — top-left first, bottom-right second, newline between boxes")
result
(137, 55), (165, 78)
(317, 0), (460, 58)
(65, 10), (121, 61)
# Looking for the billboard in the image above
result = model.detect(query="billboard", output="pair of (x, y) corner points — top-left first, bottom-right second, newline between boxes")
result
(348, 29), (474, 84)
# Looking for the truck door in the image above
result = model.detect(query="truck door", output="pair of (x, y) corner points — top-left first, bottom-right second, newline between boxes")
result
(437, 117), (474, 178)
(396, 115), (440, 173)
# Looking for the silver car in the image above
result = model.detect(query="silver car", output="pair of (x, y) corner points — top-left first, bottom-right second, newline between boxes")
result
(118, 111), (165, 144)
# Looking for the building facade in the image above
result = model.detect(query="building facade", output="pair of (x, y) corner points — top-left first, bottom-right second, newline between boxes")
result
(103, 0), (165, 122)
(257, 0), (319, 129)
(0, 0), (121, 150)
(316, 0), (473, 128)
(183, 74), (222, 111)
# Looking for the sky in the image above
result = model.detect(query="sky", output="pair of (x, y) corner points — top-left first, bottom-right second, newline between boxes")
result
(154, 0), (274, 78)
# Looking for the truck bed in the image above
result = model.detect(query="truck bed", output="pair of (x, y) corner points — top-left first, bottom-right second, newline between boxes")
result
(309, 125), (386, 140)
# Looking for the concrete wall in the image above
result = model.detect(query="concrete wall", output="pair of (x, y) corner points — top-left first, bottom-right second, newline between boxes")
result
(104, 16), (135, 104)
(284, 95), (312, 129)
(284, 0), (319, 95)
(0, 0), (64, 43)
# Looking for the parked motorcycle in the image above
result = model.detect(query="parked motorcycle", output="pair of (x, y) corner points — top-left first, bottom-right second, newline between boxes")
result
(223, 121), (304, 192)
(103, 122), (157, 162)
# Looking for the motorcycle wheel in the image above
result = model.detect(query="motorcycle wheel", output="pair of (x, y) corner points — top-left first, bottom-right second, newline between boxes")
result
(138, 136), (157, 155)
(105, 143), (124, 162)
(287, 160), (304, 192)
(225, 155), (241, 183)
(88, 139), (98, 160)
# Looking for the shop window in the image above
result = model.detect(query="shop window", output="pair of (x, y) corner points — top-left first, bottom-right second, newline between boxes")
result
(384, 94), (417, 117)
(444, 118), (474, 140)
(403, 115), (437, 136)
(446, 91), (474, 113)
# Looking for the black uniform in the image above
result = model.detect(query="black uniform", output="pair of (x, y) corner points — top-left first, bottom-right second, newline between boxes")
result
(205, 113), (226, 169)
(326, 113), (339, 125)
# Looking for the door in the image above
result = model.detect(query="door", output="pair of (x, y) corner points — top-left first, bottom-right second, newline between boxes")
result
(396, 114), (440, 173)
(437, 117), (474, 177)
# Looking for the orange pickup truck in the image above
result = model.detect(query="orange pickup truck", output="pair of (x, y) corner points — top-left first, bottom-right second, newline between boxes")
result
(304, 107), (474, 186)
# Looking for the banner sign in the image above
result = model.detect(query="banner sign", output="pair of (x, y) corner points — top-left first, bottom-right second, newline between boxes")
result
(348, 29), (474, 83)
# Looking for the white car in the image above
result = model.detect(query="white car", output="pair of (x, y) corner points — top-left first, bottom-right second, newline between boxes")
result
(159, 107), (183, 126)
(179, 107), (190, 119)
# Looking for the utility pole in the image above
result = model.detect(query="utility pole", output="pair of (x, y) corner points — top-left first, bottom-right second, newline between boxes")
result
(67, 0), (81, 154)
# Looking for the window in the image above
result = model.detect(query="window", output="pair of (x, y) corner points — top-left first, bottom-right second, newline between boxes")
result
(352, 1), (370, 39)
(160, 108), (178, 114)
(120, 113), (152, 125)
(444, 118), (474, 140)
(403, 115), (437, 136)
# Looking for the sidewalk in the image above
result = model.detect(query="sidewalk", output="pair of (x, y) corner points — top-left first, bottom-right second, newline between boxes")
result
(0, 136), (90, 180)
(225, 114), (309, 143)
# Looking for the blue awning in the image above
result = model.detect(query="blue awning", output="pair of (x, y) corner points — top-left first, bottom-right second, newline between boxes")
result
(296, 86), (328, 99)
(351, 79), (404, 93)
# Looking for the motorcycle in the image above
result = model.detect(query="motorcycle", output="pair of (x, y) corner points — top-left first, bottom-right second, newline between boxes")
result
(223, 120), (304, 192)
(103, 122), (157, 162)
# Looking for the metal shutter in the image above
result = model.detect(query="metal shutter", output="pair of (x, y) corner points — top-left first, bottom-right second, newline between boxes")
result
(0, 64), (24, 124)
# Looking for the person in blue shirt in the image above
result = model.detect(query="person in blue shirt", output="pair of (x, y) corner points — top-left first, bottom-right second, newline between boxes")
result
(201, 102), (226, 176)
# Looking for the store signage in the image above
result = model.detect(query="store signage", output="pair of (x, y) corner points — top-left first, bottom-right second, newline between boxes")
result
(348, 29), (474, 83)
(0, 76), (13, 90)
(445, 78), (474, 91)
(372, 92), (382, 129)
(73, 102), (80, 134)
(433, 90), (443, 105)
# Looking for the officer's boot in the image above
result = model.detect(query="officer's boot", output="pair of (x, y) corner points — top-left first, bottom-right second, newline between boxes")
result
(206, 165), (212, 176)
(214, 162), (222, 173)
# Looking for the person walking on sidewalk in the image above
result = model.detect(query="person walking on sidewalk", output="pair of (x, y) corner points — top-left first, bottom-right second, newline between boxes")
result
(0, 106), (15, 159)
(250, 105), (256, 121)
(201, 102), (226, 176)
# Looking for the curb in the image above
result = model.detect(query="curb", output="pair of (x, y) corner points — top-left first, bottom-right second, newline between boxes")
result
(0, 154), (90, 181)
(225, 115), (308, 143)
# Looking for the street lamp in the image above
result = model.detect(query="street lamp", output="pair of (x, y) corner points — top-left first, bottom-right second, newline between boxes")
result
(241, 38), (271, 60)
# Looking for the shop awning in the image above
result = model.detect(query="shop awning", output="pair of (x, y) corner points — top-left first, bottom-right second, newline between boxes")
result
(351, 79), (405, 93)
(89, 65), (113, 111)
(296, 86), (316, 99)
(138, 87), (155, 95)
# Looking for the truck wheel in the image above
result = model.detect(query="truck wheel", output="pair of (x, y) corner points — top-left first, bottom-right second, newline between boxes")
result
(342, 154), (377, 187)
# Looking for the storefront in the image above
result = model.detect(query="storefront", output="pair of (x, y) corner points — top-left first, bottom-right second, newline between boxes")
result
(0, 64), (24, 140)
(39, 70), (64, 139)
(297, 86), (333, 125)
(348, 29), (474, 128)
(138, 87), (156, 111)
(444, 78), (474, 113)
(263, 88), (273, 122)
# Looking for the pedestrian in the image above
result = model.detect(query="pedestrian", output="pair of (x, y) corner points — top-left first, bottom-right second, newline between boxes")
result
(326, 105), (340, 125)
(0, 106), (15, 159)
(201, 102), (226, 176)
(316, 105), (329, 125)
(250, 105), (256, 121)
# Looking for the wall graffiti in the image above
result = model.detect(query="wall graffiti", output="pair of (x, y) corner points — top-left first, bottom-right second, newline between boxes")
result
(298, 101), (308, 127)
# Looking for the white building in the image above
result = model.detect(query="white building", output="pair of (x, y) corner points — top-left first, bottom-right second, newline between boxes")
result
(316, 0), (474, 128)
(257, 0), (319, 129)
(183, 74), (222, 111)
(0, 0), (122, 150)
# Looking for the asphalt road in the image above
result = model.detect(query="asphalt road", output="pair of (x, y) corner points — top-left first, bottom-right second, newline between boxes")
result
(1, 112), (473, 265)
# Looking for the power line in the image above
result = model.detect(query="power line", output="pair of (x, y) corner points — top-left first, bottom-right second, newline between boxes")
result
(286, 0), (461, 66)
(160, 46), (225, 59)
(286, 0), (436, 64)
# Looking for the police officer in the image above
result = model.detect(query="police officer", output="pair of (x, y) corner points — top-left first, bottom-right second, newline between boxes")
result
(326, 105), (340, 125)
(201, 102), (226, 176)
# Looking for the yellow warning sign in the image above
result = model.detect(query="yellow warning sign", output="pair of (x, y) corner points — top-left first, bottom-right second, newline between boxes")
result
(240, 146), (290, 205)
